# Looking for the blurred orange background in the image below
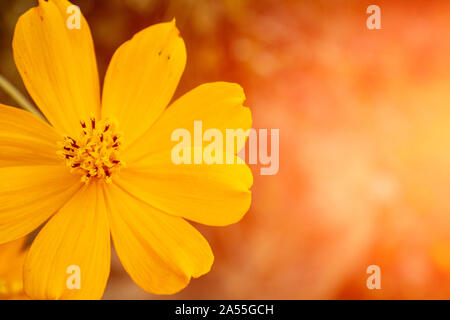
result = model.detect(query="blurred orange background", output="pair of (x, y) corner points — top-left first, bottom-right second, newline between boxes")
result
(2, 0), (450, 299)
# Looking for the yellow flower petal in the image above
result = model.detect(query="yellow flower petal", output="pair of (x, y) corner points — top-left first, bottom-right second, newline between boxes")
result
(0, 237), (26, 275)
(115, 150), (252, 226)
(0, 166), (81, 244)
(125, 82), (251, 164)
(0, 104), (60, 167)
(102, 20), (186, 148)
(104, 183), (213, 295)
(118, 83), (253, 226)
(24, 182), (110, 300)
(13, 0), (100, 136)
(0, 237), (27, 299)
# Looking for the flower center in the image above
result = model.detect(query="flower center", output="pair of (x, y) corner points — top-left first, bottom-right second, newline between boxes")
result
(58, 118), (123, 183)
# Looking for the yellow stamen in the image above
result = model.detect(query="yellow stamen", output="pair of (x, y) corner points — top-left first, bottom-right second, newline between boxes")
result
(57, 118), (124, 183)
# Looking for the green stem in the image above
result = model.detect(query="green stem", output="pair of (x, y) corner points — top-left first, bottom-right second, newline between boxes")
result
(0, 74), (44, 119)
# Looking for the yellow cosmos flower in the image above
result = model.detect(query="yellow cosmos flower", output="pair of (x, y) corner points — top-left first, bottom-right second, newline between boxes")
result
(0, 0), (252, 299)
(0, 237), (28, 300)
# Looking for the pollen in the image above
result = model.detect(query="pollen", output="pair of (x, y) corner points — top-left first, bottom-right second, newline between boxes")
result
(58, 118), (124, 183)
